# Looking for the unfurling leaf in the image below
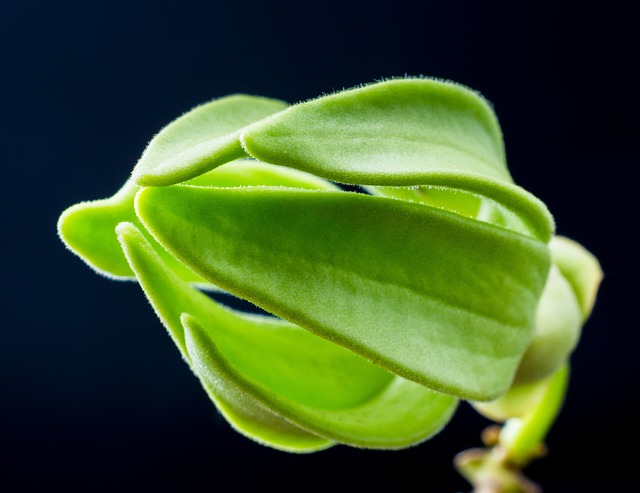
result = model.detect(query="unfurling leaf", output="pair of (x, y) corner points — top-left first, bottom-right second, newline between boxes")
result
(240, 78), (554, 242)
(135, 185), (550, 401)
(132, 95), (288, 186)
(57, 159), (337, 284)
(58, 76), (603, 457)
(117, 222), (458, 450)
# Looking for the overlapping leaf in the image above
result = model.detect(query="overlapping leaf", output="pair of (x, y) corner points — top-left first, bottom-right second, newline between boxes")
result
(57, 159), (337, 284)
(240, 78), (554, 242)
(242, 78), (511, 184)
(136, 185), (551, 401)
(132, 95), (288, 186)
(117, 222), (458, 450)
(57, 77), (604, 454)
(548, 235), (603, 319)
(510, 235), (603, 384)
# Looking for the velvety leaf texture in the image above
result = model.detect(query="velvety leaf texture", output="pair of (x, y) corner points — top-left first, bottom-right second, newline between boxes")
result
(57, 75), (604, 454)
(117, 221), (332, 452)
(117, 222), (457, 450)
(132, 95), (288, 186)
(242, 78), (510, 184)
(57, 159), (337, 284)
(241, 78), (554, 242)
(135, 186), (551, 401)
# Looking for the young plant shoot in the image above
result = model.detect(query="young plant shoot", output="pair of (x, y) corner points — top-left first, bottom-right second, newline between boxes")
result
(58, 77), (602, 492)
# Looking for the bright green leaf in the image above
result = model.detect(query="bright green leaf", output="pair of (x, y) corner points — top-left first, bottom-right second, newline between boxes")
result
(132, 95), (288, 186)
(183, 314), (458, 449)
(365, 184), (534, 237)
(549, 235), (603, 320)
(512, 264), (582, 384)
(240, 78), (554, 242)
(364, 185), (483, 219)
(117, 221), (457, 450)
(57, 160), (337, 284)
(208, 386), (333, 453)
(135, 185), (551, 401)
(57, 179), (205, 283)
(242, 78), (509, 184)
(186, 159), (340, 191)
(116, 221), (332, 453)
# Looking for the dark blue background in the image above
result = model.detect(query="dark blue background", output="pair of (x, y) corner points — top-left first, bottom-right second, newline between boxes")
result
(2, 1), (635, 491)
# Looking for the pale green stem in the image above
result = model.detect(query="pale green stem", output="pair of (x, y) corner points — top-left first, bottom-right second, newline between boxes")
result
(455, 364), (570, 493)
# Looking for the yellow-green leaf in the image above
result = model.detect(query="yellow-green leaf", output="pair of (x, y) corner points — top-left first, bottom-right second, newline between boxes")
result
(135, 185), (551, 401)
(117, 221), (457, 450)
(132, 95), (288, 186)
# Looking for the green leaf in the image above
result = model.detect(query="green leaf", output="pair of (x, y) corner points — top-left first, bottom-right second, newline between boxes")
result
(116, 221), (332, 453)
(185, 159), (340, 191)
(510, 236), (603, 385)
(512, 264), (582, 384)
(242, 78), (509, 184)
(132, 95), (288, 186)
(364, 185), (484, 220)
(116, 221), (457, 450)
(549, 235), (603, 320)
(57, 160), (337, 283)
(472, 367), (560, 422)
(365, 185), (535, 238)
(57, 179), (205, 284)
(240, 78), (554, 242)
(135, 185), (551, 401)
(183, 314), (457, 449)
(207, 386), (333, 453)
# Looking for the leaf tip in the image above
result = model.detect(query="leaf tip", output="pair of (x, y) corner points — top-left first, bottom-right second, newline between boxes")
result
(114, 220), (138, 240)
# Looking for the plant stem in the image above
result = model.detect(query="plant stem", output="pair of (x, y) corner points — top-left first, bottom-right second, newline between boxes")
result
(454, 364), (569, 492)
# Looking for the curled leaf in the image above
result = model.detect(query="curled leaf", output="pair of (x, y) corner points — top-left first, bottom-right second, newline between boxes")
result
(135, 185), (551, 401)
(242, 78), (510, 184)
(116, 221), (332, 452)
(117, 221), (457, 450)
(132, 95), (288, 186)
(513, 264), (582, 384)
(57, 179), (203, 283)
(57, 159), (337, 284)
(183, 315), (457, 449)
(241, 78), (554, 242)
(549, 235), (603, 320)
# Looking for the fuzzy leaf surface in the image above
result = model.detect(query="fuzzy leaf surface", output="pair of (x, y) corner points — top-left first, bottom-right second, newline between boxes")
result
(183, 314), (457, 449)
(242, 78), (509, 184)
(116, 221), (332, 452)
(117, 222), (456, 450)
(549, 236), (603, 320)
(241, 78), (554, 241)
(132, 95), (288, 186)
(136, 186), (551, 401)
(58, 160), (336, 283)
